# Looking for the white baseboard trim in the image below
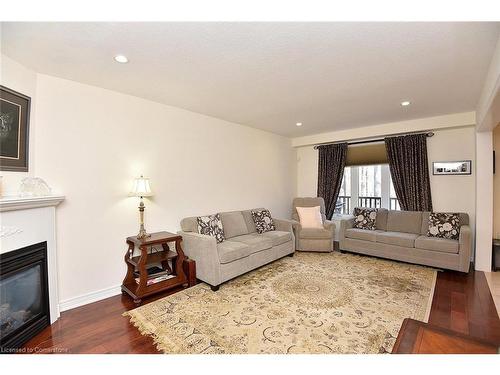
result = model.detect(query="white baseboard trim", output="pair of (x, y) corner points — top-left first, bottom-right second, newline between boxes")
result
(59, 284), (122, 312)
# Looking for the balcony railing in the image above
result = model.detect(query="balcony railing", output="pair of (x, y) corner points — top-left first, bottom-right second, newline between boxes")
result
(390, 197), (401, 211)
(358, 196), (381, 209)
(335, 196), (351, 215)
(335, 195), (401, 215)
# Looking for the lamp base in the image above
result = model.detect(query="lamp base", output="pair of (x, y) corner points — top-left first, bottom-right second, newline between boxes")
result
(137, 226), (151, 240)
(136, 198), (151, 240)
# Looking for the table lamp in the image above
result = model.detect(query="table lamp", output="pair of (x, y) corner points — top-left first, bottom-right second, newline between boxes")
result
(130, 175), (153, 239)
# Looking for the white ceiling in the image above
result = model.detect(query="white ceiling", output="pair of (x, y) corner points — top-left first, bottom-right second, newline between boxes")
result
(1, 22), (499, 137)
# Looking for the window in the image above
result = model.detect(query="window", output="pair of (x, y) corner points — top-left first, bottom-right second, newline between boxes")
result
(337, 168), (351, 214)
(358, 165), (381, 208)
(335, 164), (401, 215)
(389, 175), (401, 210)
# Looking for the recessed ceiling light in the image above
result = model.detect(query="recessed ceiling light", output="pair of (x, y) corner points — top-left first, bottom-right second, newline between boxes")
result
(114, 55), (129, 63)
(296, 122), (303, 127)
(401, 101), (411, 107)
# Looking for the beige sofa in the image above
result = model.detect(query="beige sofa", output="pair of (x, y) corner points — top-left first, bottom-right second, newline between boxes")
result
(292, 197), (335, 252)
(179, 209), (295, 290)
(339, 208), (471, 272)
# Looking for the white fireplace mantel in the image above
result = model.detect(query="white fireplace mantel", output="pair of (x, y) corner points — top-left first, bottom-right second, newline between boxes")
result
(0, 195), (65, 212)
(1, 194), (65, 323)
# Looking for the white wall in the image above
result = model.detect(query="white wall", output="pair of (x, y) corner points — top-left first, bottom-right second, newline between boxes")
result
(474, 35), (500, 271)
(475, 131), (494, 271)
(1, 57), (296, 306)
(477, 35), (500, 131)
(296, 126), (477, 252)
(296, 146), (318, 197)
(494, 126), (500, 239)
(292, 112), (476, 148)
(0, 55), (38, 193)
(427, 127), (476, 238)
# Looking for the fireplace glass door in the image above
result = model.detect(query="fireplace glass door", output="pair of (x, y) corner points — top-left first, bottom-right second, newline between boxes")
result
(0, 242), (50, 350)
(1, 264), (43, 339)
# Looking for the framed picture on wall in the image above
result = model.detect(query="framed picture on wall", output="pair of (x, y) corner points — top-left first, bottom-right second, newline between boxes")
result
(0, 85), (31, 172)
(432, 160), (472, 175)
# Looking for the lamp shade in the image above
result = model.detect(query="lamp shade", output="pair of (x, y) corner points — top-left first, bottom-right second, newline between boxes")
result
(130, 175), (153, 197)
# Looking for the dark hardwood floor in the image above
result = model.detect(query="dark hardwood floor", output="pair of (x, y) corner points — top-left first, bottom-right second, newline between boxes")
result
(392, 318), (499, 354)
(21, 269), (500, 354)
(428, 270), (500, 343)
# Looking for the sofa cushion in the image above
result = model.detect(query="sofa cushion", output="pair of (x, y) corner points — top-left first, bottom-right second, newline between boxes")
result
(345, 228), (383, 242)
(376, 231), (419, 248)
(415, 235), (459, 254)
(220, 211), (248, 238)
(251, 209), (276, 234)
(217, 241), (253, 264)
(180, 216), (198, 232)
(353, 207), (377, 230)
(197, 214), (225, 243)
(376, 208), (389, 231)
(386, 211), (422, 234)
(230, 234), (273, 253)
(262, 230), (292, 246)
(427, 212), (461, 240)
(241, 209), (259, 233)
(299, 227), (332, 239)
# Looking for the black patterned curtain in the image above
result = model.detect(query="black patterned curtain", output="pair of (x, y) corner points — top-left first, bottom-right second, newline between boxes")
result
(317, 143), (348, 219)
(385, 134), (433, 211)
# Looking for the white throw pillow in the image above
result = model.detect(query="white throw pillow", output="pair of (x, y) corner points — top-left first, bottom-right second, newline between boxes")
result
(296, 206), (324, 229)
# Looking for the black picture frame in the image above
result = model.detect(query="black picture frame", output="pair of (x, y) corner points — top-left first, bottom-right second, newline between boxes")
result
(432, 160), (472, 175)
(0, 85), (31, 172)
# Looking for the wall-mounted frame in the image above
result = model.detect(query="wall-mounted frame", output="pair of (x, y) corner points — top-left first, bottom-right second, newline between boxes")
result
(0, 85), (31, 172)
(432, 160), (472, 175)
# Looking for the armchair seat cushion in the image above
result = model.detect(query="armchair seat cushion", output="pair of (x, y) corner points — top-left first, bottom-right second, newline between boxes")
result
(415, 235), (459, 254)
(230, 234), (273, 253)
(299, 227), (333, 239)
(376, 231), (419, 248)
(262, 230), (292, 246)
(345, 228), (383, 242)
(217, 241), (253, 264)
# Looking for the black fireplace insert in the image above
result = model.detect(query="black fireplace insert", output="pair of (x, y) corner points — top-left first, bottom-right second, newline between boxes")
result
(0, 242), (50, 352)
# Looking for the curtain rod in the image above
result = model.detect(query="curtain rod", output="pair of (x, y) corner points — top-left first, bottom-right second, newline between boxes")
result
(312, 131), (434, 149)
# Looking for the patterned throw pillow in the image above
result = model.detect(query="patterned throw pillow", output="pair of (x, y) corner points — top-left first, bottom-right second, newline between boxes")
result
(427, 212), (460, 240)
(197, 214), (225, 243)
(251, 209), (276, 234)
(353, 207), (377, 230)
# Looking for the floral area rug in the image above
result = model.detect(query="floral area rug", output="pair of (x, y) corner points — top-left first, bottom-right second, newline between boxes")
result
(123, 251), (436, 354)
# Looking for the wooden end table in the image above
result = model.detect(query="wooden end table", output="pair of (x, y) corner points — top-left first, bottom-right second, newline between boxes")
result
(121, 231), (196, 304)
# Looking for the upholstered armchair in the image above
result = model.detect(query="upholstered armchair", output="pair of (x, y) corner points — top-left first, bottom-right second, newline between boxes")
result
(292, 197), (335, 252)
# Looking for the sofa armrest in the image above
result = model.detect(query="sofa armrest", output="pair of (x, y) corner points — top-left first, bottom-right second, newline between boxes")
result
(178, 231), (222, 286)
(273, 218), (296, 233)
(338, 216), (355, 243)
(324, 220), (336, 233)
(458, 225), (472, 272)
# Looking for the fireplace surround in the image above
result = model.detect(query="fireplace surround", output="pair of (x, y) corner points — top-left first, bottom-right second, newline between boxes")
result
(0, 242), (50, 350)
(0, 194), (65, 339)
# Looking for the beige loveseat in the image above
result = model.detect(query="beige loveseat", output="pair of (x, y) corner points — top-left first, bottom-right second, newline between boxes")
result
(179, 209), (295, 290)
(339, 209), (471, 272)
